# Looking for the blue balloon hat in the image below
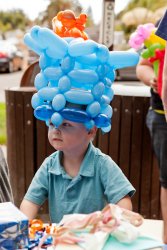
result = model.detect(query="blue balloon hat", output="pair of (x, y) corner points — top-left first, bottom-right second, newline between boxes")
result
(25, 10), (139, 132)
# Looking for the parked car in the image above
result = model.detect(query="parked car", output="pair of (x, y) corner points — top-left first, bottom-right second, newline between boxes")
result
(27, 49), (39, 66)
(0, 40), (23, 73)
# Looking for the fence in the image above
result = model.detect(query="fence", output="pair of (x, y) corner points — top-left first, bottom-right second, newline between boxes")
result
(5, 83), (161, 220)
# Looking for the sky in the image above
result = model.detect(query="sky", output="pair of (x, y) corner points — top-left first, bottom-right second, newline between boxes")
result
(0, 0), (130, 24)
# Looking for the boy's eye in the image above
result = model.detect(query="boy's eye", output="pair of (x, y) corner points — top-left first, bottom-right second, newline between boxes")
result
(62, 122), (72, 127)
(49, 122), (54, 127)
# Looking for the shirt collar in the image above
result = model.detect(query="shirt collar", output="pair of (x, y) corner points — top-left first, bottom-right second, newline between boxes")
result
(79, 142), (95, 177)
(49, 151), (63, 175)
(49, 143), (95, 177)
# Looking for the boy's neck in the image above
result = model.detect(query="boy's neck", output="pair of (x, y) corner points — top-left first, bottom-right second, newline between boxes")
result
(62, 144), (89, 177)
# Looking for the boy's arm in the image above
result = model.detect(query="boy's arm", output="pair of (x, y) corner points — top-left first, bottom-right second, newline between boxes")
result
(20, 199), (40, 220)
(116, 195), (132, 211)
(136, 58), (158, 92)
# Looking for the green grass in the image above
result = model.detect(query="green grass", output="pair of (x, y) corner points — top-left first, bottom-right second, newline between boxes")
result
(0, 103), (6, 144)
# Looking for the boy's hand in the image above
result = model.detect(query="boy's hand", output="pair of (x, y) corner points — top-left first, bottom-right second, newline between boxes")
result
(149, 77), (158, 93)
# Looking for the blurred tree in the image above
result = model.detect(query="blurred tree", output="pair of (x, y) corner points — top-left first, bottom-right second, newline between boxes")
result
(85, 6), (94, 27)
(116, 0), (167, 41)
(123, 0), (166, 12)
(0, 10), (30, 39)
(36, 0), (94, 28)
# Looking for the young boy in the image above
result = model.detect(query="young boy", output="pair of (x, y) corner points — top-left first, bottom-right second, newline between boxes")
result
(20, 119), (135, 223)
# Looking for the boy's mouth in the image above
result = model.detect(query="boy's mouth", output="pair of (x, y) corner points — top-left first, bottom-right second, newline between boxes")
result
(53, 138), (62, 141)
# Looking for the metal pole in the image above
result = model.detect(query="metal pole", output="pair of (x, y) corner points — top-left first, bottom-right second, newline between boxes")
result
(99, 0), (115, 51)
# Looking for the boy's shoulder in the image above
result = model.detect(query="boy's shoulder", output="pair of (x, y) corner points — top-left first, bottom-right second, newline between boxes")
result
(42, 151), (59, 168)
(90, 144), (114, 164)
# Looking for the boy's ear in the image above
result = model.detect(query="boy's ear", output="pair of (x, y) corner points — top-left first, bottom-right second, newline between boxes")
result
(88, 126), (97, 136)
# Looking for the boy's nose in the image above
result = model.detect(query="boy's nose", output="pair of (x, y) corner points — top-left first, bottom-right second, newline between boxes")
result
(53, 127), (61, 133)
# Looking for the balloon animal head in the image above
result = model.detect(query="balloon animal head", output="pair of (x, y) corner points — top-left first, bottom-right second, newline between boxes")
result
(24, 10), (139, 133)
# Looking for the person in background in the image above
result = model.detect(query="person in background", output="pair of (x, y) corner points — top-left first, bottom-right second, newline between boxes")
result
(155, 10), (167, 122)
(162, 43), (167, 121)
(0, 146), (13, 203)
(20, 119), (135, 223)
(136, 34), (167, 243)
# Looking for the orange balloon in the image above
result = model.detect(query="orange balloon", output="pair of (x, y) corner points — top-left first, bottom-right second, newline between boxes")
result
(52, 10), (88, 40)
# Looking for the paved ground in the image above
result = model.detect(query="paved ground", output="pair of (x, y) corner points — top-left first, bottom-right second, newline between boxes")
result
(0, 70), (24, 158)
(0, 70), (23, 102)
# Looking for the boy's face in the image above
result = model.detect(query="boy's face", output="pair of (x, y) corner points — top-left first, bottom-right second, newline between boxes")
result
(48, 120), (96, 153)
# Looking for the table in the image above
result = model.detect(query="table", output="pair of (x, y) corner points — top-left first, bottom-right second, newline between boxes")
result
(43, 219), (164, 250)
(138, 219), (163, 250)
(139, 219), (163, 240)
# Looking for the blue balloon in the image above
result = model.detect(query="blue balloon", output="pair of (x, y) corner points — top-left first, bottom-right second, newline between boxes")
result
(108, 51), (139, 69)
(24, 34), (43, 55)
(68, 69), (99, 86)
(52, 94), (66, 111)
(34, 72), (48, 90)
(101, 124), (111, 133)
(68, 40), (98, 57)
(60, 108), (90, 123)
(94, 114), (110, 128)
(38, 87), (59, 101)
(106, 68), (116, 82)
(100, 95), (111, 105)
(58, 76), (71, 93)
(44, 66), (63, 81)
(38, 28), (68, 57)
(39, 53), (60, 70)
(86, 101), (100, 118)
(34, 105), (54, 121)
(92, 82), (105, 99)
(30, 25), (41, 41)
(101, 105), (113, 118)
(96, 64), (110, 80)
(64, 37), (74, 43)
(104, 87), (114, 100)
(48, 80), (59, 88)
(96, 45), (109, 63)
(31, 93), (44, 109)
(69, 37), (84, 45)
(51, 112), (63, 128)
(61, 56), (75, 73)
(64, 89), (94, 105)
(103, 77), (113, 87)
(76, 54), (99, 66)
(84, 120), (95, 130)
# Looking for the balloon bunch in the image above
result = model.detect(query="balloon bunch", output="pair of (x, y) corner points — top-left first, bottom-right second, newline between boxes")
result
(28, 219), (52, 249)
(24, 10), (139, 132)
(129, 23), (166, 96)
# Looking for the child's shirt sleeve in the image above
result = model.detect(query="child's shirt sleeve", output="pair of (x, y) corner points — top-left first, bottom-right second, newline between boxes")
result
(99, 155), (135, 204)
(23, 159), (49, 206)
